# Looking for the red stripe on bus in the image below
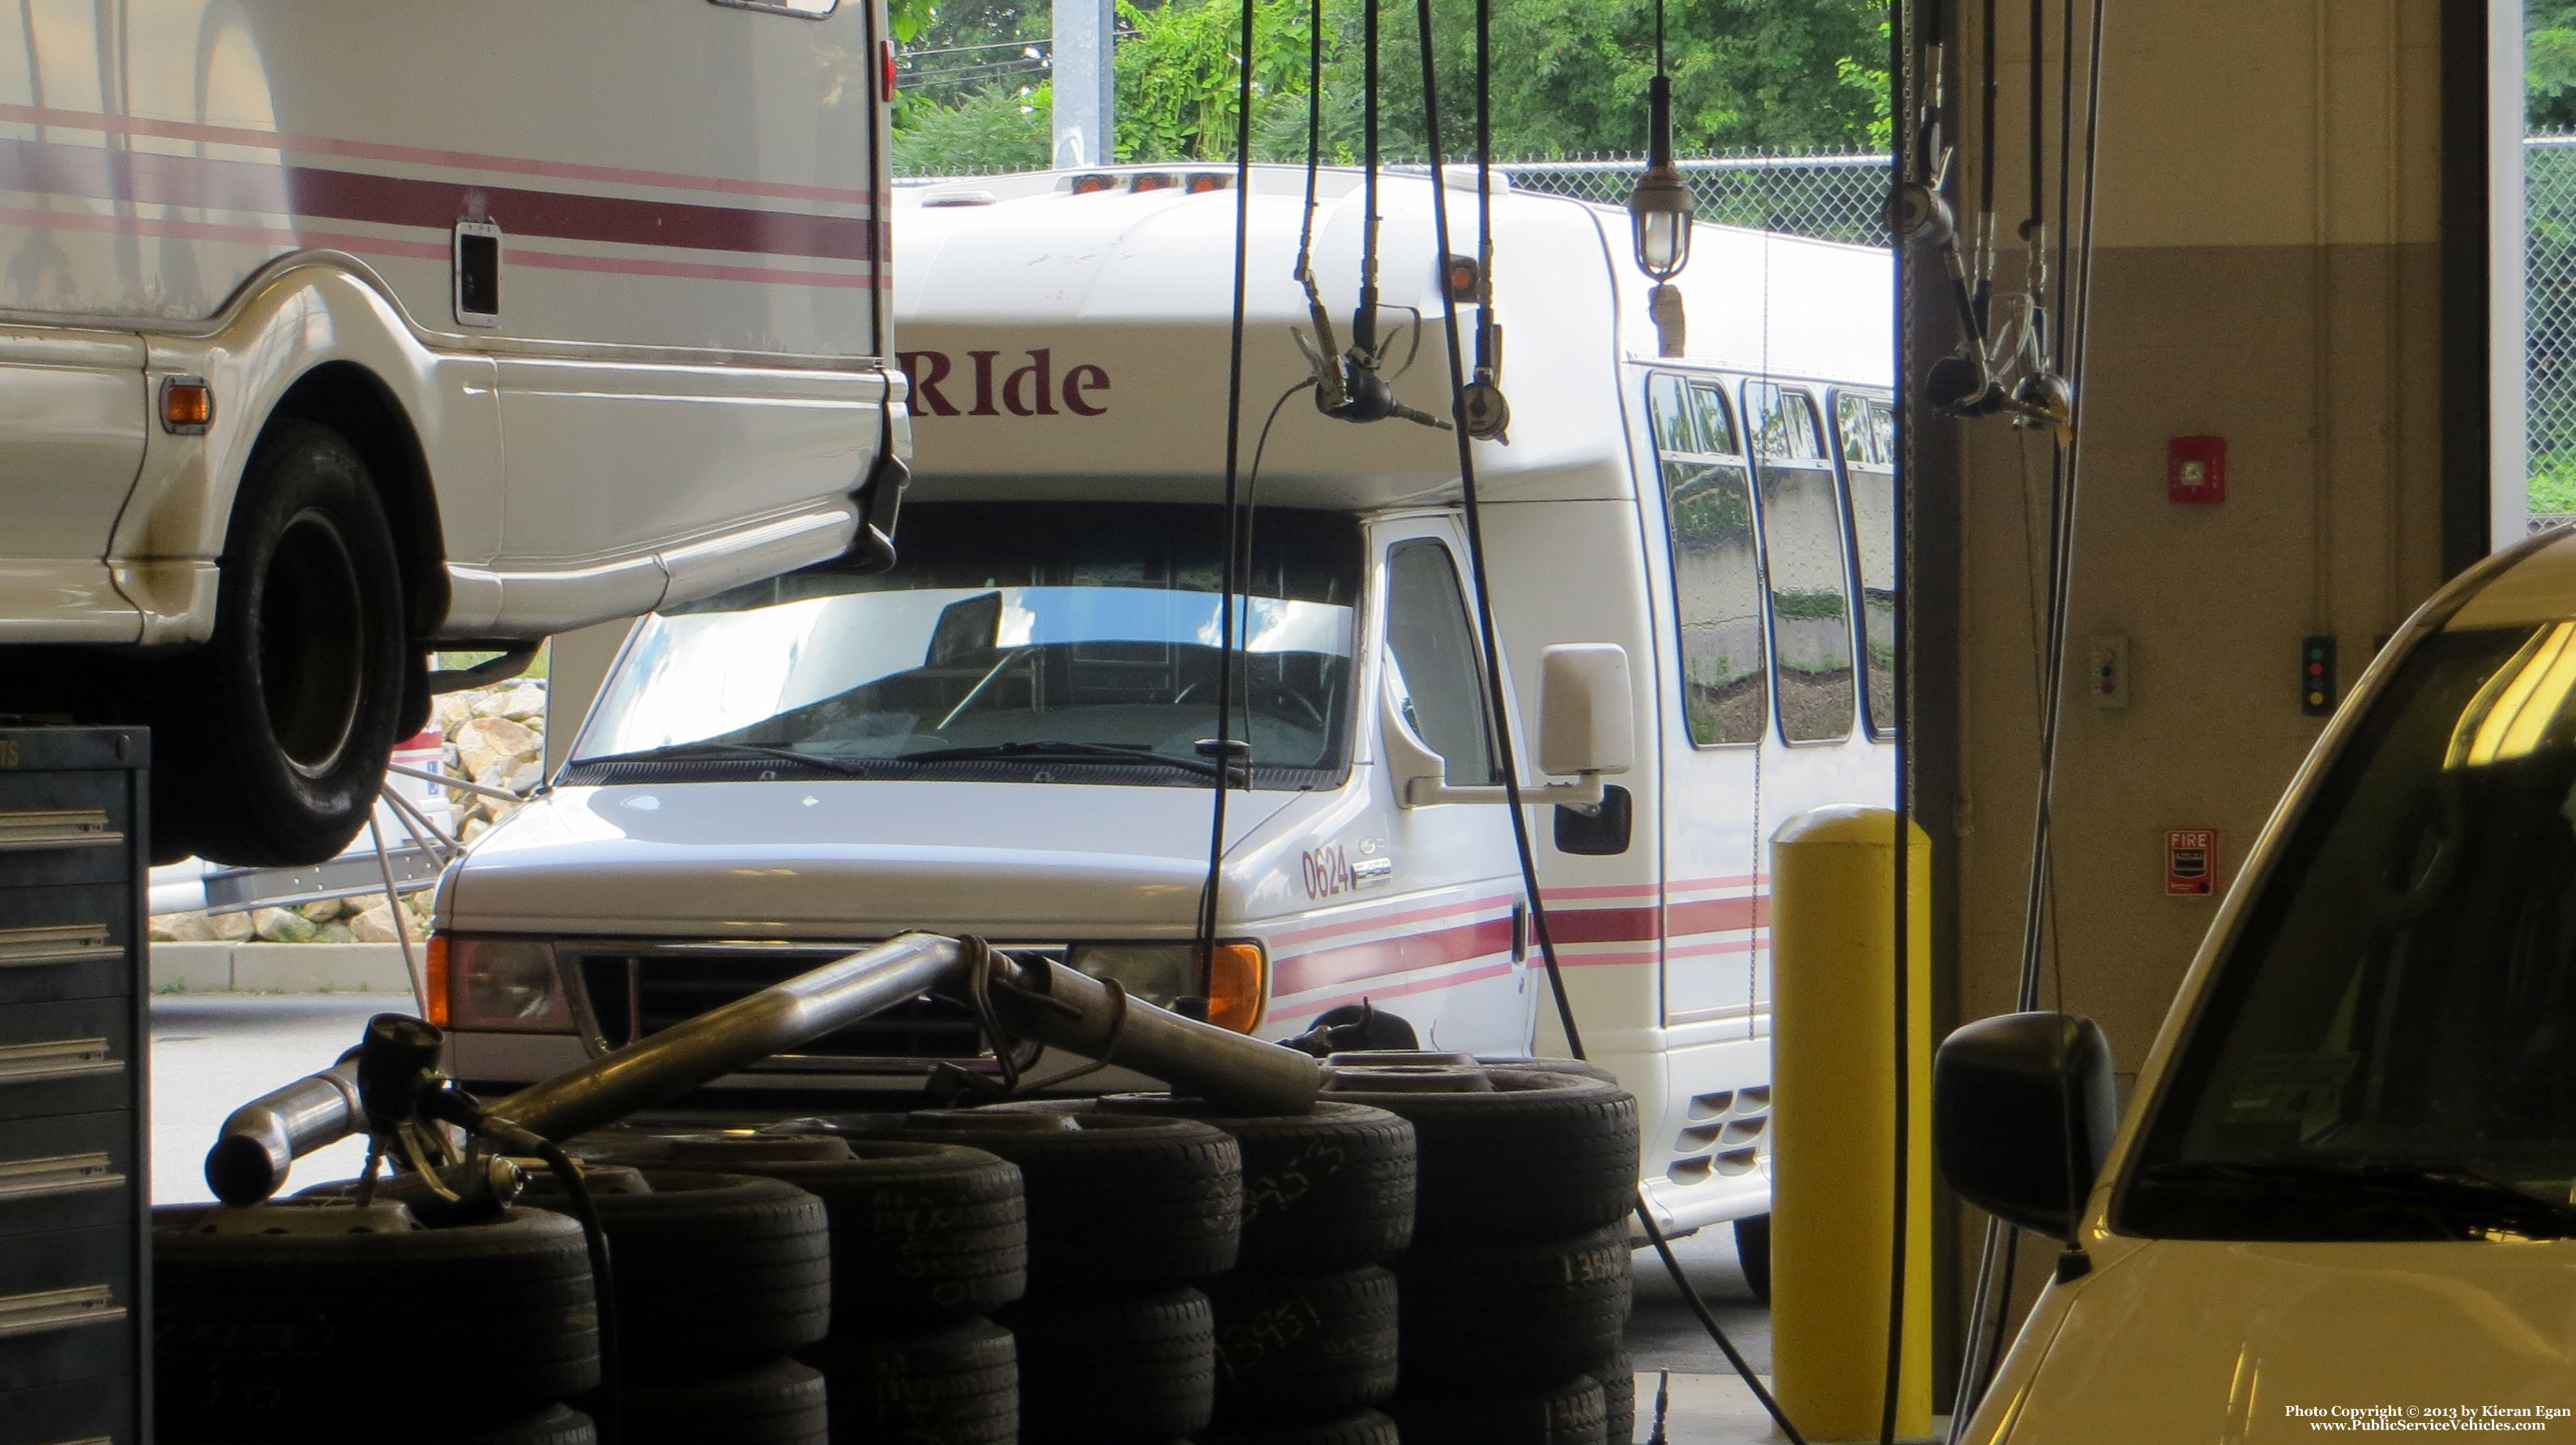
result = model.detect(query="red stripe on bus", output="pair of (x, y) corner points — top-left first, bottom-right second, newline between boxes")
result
(1272, 915), (1517, 997)
(0, 101), (885, 207)
(0, 137), (878, 262)
(1269, 960), (1520, 1024)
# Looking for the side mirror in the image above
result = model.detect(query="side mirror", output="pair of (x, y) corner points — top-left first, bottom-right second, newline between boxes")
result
(1538, 644), (1634, 779)
(1933, 1011), (2120, 1241)
(927, 590), (1002, 667)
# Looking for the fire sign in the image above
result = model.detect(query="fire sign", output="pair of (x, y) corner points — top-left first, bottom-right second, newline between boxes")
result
(2166, 829), (2219, 896)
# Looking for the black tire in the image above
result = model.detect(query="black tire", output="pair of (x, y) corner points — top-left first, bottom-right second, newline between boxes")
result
(610, 1357), (828, 1445)
(1317, 1071), (1638, 1243)
(1476, 1055), (1621, 1085)
(602, 1137), (1028, 1327)
(802, 1317), (1017, 1445)
(1206, 1266), (1398, 1424)
(1198, 1410), (1399, 1445)
(1733, 1213), (1773, 1305)
(1385, 1376), (1608, 1445)
(1392, 1229), (1633, 1391)
(1590, 1353), (1634, 1445)
(156, 421), (408, 866)
(998, 1287), (1215, 1445)
(1013, 1096), (1416, 1272)
(166, 1403), (599, 1445)
(858, 1112), (1242, 1291)
(152, 1203), (597, 1425)
(518, 1170), (831, 1362)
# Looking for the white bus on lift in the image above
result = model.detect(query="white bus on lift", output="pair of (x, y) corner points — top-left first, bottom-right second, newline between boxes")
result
(431, 164), (1895, 1250)
(0, 0), (908, 866)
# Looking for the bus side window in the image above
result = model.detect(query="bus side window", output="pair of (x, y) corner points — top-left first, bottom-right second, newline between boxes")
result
(1647, 375), (1768, 746)
(1745, 383), (1856, 743)
(1385, 540), (1501, 784)
(1835, 393), (1899, 737)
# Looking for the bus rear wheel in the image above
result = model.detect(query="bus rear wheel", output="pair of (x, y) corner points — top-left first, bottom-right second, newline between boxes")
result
(156, 421), (406, 866)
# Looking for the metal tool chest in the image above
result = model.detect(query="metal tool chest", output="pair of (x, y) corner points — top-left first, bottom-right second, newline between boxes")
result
(0, 729), (149, 1445)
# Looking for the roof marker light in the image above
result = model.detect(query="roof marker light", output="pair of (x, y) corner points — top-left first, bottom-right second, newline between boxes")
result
(1185, 173), (1231, 195)
(1129, 173), (1177, 192)
(1068, 173), (1119, 195)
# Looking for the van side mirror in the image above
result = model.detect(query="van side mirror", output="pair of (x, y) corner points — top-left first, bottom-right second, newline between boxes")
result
(1934, 1011), (2120, 1241)
(1380, 643), (1634, 810)
(1538, 644), (1634, 779)
(927, 591), (1002, 667)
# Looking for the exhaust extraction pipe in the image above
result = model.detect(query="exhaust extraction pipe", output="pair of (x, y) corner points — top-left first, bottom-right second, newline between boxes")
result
(205, 932), (1322, 1204)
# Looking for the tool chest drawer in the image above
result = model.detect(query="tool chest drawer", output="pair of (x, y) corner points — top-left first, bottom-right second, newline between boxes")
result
(0, 1110), (134, 1238)
(0, 997), (134, 1125)
(0, 1374), (136, 1444)
(0, 1222), (136, 1394)
(0, 770), (131, 890)
(0, 884), (133, 1009)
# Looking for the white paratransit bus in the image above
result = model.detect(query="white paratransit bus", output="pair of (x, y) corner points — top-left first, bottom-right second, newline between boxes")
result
(432, 163), (1896, 1246)
(0, 1), (908, 866)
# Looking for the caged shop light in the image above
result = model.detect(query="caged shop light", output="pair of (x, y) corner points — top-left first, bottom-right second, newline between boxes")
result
(1625, 6), (1694, 357)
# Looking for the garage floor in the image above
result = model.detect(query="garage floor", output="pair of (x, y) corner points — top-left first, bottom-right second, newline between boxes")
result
(149, 994), (1795, 1445)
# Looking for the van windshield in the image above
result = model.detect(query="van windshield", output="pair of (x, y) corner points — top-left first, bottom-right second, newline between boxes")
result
(567, 502), (1362, 789)
(2124, 624), (2576, 1240)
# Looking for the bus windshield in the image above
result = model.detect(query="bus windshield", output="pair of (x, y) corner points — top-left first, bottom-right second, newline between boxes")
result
(2123, 623), (2576, 1240)
(567, 502), (1362, 789)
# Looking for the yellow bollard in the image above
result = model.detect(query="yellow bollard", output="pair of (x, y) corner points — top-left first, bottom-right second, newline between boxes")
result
(1769, 805), (1933, 1443)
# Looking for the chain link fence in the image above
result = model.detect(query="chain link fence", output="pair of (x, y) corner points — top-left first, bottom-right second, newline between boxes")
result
(2532, 134), (2576, 527)
(900, 150), (1895, 246)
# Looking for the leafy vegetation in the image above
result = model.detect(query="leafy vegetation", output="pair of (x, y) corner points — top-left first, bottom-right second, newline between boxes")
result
(895, 0), (1890, 173)
(2537, 0), (2576, 130)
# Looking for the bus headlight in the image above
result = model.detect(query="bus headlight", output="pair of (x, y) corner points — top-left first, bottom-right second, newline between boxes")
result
(1065, 941), (1267, 1034)
(444, 935), (571, 1031)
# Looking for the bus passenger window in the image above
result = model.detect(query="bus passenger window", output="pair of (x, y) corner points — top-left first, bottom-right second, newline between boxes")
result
(1384, 540), (1500, 784)
(1837, 393), (1898, 737)
(1647, 375), (1766, 746)
(1746, 383), (1856, 743)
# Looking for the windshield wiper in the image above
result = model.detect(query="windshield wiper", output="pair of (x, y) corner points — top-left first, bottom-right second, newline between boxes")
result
(2141, 1160), (2576, 1239)
(901, 740), (1226, 780)
(573, 742), (872, 776)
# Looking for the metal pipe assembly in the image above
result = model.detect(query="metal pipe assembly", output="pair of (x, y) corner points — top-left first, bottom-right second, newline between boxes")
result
(204, 932), (1321, 1204)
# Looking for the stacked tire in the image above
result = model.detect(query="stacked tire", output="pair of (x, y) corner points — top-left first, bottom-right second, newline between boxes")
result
(1004, 1095), (1416, 1445)
(597, 1133), (1027, 1445)
(153, 1199), (604, 1444)
(517, 1168), (834, 1445)
(828, 1109), (1245, 1445)
(1318, 1062), (1642, 1445)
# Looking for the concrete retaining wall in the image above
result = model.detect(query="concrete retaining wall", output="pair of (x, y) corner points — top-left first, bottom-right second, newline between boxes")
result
(152, 942), (419, 997)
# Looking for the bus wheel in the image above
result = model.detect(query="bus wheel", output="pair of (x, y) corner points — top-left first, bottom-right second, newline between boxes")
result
(1732, 1212), (1772, 1303)
(158, 421), (405, 866)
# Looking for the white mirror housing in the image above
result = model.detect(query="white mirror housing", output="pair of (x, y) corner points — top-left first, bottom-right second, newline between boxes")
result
(1539, 643), (1634, 779)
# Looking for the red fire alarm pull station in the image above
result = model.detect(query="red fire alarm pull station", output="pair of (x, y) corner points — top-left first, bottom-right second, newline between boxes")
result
(2167, 829), (2219, 896)
(2169, 435), (2226, 504)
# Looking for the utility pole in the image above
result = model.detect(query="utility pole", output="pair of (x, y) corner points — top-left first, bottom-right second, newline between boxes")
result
(1050, 0), (1114, 167)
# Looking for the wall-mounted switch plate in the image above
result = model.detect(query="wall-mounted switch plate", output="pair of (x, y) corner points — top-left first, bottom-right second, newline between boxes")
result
(2088, 635), (2131, 710)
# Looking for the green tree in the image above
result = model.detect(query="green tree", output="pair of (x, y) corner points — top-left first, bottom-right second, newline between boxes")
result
(1117, 0), (1319, 160)
(896, 82), (1053, 173)
(2537, 0), (2576, 130)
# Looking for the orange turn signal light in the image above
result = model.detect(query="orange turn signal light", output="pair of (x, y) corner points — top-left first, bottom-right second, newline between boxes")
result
(423, 934), (451, 1027)
(1184, 173), (1230, 195)
(1130, 172), (1177, 193)
(160, 375), (212, 434)
(1205, 941), (1267, 1033)
(1069, 173), (1120, 195)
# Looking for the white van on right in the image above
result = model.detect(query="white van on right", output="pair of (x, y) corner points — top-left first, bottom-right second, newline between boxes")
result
(1943, 526), (2576, 1441)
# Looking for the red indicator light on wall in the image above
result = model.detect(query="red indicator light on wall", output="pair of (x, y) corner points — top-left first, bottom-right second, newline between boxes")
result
(882, 40), (899, 97)
(2168, 434), (2226, 504)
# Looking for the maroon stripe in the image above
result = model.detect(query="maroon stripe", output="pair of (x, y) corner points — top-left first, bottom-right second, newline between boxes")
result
(0, 137), (874, 263)
(1544, 904), (1660, 945)
(1666, 895), (1767, 935)
(1274, 916), (1515, 996)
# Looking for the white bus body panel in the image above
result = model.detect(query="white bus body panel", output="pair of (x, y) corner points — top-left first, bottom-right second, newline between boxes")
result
(0, 0), (897, 644)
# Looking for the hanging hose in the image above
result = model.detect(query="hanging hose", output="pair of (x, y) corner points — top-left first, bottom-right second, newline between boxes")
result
(1402, 4), (1807, 1439)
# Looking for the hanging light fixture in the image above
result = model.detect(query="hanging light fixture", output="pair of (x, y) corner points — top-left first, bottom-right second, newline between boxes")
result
(1626, 0), (1693, 354)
